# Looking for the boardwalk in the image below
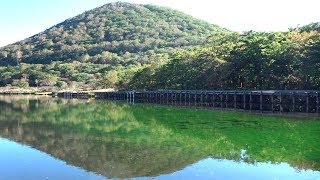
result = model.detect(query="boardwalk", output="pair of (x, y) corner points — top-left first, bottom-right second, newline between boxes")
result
(53, 91), (92, 99)
(94, 90), (320, 113)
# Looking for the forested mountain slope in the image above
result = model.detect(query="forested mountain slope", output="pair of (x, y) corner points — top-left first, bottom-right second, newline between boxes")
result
(0, 2), (227, 90)
(0, 2), (226, 65)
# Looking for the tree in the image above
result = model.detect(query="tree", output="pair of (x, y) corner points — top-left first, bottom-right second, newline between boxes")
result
(12, 79), (29, 88)
(100, 71), (119, 88)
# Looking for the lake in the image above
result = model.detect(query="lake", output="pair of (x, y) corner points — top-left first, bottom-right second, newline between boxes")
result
(0, 95), (319, 180)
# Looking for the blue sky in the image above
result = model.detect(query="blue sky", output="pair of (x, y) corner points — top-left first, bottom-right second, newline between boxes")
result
(1, 0), (320, 47)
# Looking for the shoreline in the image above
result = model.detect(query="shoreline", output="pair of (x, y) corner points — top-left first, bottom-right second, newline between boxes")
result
(0, 87), (115, 96)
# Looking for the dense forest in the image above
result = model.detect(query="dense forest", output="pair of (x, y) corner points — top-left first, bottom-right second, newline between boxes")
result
(130, 28), (320, 90)
(0, 2), (319, 91)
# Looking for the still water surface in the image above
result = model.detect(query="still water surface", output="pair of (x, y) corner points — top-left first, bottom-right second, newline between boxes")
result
(0, 95), (319, 179)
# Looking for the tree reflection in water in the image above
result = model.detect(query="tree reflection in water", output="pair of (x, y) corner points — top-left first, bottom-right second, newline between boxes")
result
(0, 95), (319, 179)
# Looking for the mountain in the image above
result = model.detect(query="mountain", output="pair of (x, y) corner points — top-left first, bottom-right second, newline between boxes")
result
(0, 3), (319, 91)
(0, 2), (227, 66)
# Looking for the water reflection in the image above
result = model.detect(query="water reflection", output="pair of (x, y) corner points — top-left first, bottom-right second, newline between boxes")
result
(0, 137), (104, 180)
(153, 158), (320, 180)
(0, 95), (319, 179)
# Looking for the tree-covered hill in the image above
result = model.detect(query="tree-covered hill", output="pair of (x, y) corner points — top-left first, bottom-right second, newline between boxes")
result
(0, 2), (319, 91)
(0, 2), (226, 66)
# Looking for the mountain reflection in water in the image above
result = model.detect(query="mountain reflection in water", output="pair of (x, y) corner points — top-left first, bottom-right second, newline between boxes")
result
(0, 95), (319, 179)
